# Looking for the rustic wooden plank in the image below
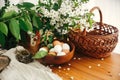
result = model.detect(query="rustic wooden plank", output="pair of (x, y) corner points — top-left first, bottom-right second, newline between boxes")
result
(50, 53), (120, 80)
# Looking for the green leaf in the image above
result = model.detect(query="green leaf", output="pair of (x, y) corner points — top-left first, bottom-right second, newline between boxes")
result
(47, 44), (53, 49)
(19, 18), (32, 32)
(33, 50), (48, 59)
(38, 1), (45, 7)
(81, 0), (89, 3)
(25, 18), (33, 32)
(48, 35), (54, 43)
(58, 0), (62, 7)
(0, 32), (5, 47)
(2, 10), (17, 19)
(26, 14), (31, 21)
(0, 22), (8, 36)
(89, 19), (93, 28)
(9, 18), (20, 40)
(53, 3), (59, 11)
(74, 2), (79, 7)
(69, 20), (76, 27)
(32, 16), (42, 28)
(87, 13), (94, 28)
(19, 18), (28, 32)
(43, 35), (47, 45)
(17, 2), (35, 9)
(49, 0), (52, 6)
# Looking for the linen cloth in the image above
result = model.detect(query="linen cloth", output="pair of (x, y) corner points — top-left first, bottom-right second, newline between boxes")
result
(0, 46), (62, 80)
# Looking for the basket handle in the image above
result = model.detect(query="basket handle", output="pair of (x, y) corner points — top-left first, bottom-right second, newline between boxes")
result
(82, 6), (103, 36)
(90, 6), (103, 26)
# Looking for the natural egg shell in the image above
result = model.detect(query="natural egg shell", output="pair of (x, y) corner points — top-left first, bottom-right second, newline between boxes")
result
(39, 47), (48, 52)
(48, 52), (57, 56)
(61, 42), (64, 46)
(57, 52), (66, 56)
(49, 48), (55, 52)
(62, 49), (70, 54)
(53, 40), (62, 46)
(62, 43), (70, 50)
(54, 45), (62, 53)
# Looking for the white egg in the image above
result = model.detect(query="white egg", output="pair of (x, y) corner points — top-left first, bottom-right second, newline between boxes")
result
(39, 47), (48, 52)
(62, 43), (70, 50)
(49, 48), (55, 52)
(54, 45), (62, 53)
(57, 52), (66, 56)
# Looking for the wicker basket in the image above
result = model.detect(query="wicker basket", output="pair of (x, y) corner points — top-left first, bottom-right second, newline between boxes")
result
(68, 6), (119, 58)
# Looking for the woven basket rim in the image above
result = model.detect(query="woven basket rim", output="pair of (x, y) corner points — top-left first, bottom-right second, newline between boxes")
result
(87, 22), (118, 35)
(68, 6), (119, 58)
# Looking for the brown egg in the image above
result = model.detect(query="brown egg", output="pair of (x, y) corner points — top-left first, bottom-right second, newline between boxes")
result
(48, 52), (57, 56)
(53, 40), (62, 46)
(62, 49), (70, 54)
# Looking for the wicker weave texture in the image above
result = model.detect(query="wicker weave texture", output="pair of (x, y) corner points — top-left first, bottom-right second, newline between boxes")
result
(68, 7), (119, 58)
(69, 23), (118, 58)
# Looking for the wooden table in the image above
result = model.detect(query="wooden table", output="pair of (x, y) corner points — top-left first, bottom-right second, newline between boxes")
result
(50, 53), (120, 80)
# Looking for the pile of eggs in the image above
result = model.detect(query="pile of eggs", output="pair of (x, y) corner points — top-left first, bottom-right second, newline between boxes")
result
(39, 40), (70, 56)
